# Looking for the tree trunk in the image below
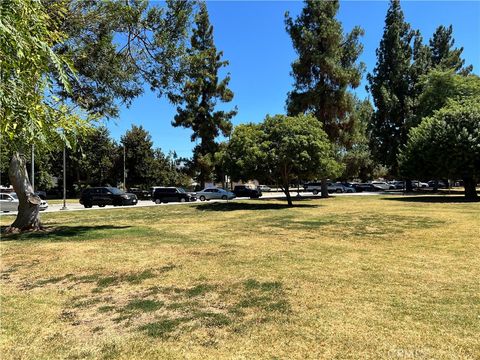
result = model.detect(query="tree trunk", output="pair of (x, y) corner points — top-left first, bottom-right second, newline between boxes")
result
(284, 184), (293, 207)
(463, 177), (478, 200)
(321, 178), (329, 198)
(7, 152), (42, 232)
(405, 179), (413, 192)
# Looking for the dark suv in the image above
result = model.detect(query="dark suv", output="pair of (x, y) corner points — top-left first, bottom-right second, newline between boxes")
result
(79, 187), (138, 208)
(233, 185), (262, 198)
(152, 187), (196, 204)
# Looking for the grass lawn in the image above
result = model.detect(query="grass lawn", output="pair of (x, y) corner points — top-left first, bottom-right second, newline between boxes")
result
(1, 196), (479, 359)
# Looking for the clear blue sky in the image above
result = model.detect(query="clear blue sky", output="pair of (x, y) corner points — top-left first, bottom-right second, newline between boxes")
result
(110, 0), (480, 158)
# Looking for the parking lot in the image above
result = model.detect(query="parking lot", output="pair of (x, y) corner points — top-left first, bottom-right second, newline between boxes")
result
(0, 190), (389, 216)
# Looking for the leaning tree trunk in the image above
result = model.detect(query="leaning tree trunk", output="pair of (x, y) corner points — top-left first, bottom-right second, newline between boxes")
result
(463, 177), (478, 200)
(7, 151), (42, 232)
(283, 184), (293, 207)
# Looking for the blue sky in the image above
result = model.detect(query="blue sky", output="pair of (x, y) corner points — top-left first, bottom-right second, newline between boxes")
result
(110, 0), (480, 158)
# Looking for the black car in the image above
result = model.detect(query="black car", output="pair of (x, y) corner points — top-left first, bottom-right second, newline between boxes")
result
(233, 185), (262, 198)
(128, 188), (151, 200)
(152, 187), (196, 204)
(352, 183), (379, 192)
(79, 187), (138, 208)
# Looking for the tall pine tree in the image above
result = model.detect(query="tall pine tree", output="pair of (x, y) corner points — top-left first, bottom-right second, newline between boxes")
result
(285, 0), (364, 195)
(170, 3), (237, 188)
(367, 0), (414, 176)
(429, 25), (473, 75)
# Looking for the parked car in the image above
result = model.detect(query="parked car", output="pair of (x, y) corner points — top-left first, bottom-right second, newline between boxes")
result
(0, 192), (19, 212)
(427, 180), (448, 188)
(390, 181), (405, 189)
(128, 188), (151, 200)
(233, 185), (262, 198)
(197, 188), (236, 201)
(339, 183), (356, 193)
(0, 192), (47, 212)
(303, 182), (322, 195)
(327, 182), (345, 193)
(79, 187), (137, 208)
(352, 183), (379, 192)
(371, 181), (395, 190)
(257, 185), (271, 192)
(152, 187), (196, 204)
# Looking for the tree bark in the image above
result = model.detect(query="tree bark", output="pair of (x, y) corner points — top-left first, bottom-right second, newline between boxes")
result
(7, 151), (43, 232)
(284, 184), (293, 207)
(405, 179), (413, 192)
(321, 178), (329, 198)
(463, 177), (478, 200)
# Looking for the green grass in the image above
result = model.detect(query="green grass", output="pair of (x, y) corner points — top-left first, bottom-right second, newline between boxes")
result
(1, 195), (479, 359)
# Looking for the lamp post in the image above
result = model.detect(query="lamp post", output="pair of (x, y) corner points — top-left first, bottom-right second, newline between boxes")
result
(123, 145), (126, 191)
(31, 144), (35, 192)
(61, 144), (67, 210)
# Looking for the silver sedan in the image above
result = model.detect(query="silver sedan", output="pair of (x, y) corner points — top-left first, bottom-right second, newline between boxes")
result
(196, 188), (236, 201)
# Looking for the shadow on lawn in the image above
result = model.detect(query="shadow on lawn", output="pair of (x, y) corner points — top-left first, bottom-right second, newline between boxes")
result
(195, 201), (319, 212)
(383, 196), (479, 204)
(0, 225), (132, 242)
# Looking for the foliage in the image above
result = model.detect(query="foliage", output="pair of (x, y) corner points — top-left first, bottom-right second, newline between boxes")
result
(226, 114), (340, 205)
(338, 99), (378, 181)
(0, 0), (90, 151)
(49, 0), (193, 119)
(429, 25), (473, 75)
(285, 0), (364, 143)
(367, 1), (473, 176)
(416, 70), (480, 120)
(121, 125), (156, 188)
(366, 0), (414, 176)
(170, 3), (236, 187)
(399, 98), (480, 198)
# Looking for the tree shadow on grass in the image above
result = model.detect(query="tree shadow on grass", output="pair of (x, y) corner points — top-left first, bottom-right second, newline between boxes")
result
(0, 225), (132, 242)
(194, 201), (319, 212)
(383, 196), (479, 204)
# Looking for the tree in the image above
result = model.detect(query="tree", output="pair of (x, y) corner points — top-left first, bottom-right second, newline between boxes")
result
(0, 0), (88, 231)
(399, 97), (480, 199)
(226, 114), (341, 206)
(339, 99), (377, 181)
(170, 3), (237, 188)
(1, 0), (194, 231)
(429, 25), (473, 75)
(367, 0), (414, 177)
(285, 0), (364, 196)
(121, 125), (156, 189)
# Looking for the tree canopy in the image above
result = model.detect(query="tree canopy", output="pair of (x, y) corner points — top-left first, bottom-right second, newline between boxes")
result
(226, 114), (341, 206)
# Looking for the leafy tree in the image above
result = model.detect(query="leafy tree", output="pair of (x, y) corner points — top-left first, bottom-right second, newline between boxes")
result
(339, 99), (377, 181)
(416, 70), (480, 120)
(121, 125), (156, 189)
(170, 3), (237, 188)
(1, 0), (194, 231)
(226, 114), (341, 206)
(285, 0), (364, 195)
(367, 0), (414, 177)
(399, 98), (480, 199)
(0, 0), (88, 231)
(429, 25), (473, 75)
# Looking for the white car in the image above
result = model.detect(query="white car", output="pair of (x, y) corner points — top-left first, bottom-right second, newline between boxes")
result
(371, 181), (395, 190)
(196, 188), (236, 201)
(0, 192), (19, 212)
(0, 192), (48, 212)
(257, 185), (271, 192)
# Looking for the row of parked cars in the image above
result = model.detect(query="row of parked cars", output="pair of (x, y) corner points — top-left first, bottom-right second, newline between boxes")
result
(77, 185), (263, 208)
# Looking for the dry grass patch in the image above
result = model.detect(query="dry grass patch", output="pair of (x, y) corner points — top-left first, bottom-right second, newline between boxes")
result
(1, 195), (479, 359)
